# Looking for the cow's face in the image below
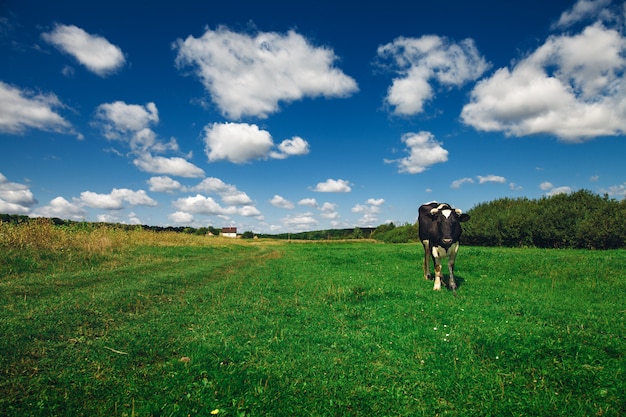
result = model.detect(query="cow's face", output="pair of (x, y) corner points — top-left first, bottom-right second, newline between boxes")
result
(430, 208), (470, 247)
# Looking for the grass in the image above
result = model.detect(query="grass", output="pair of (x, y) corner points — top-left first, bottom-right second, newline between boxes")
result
(1, 221), (625, 416)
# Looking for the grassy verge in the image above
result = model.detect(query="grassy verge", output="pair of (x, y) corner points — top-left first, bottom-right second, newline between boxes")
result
(1, 224), (624, 416)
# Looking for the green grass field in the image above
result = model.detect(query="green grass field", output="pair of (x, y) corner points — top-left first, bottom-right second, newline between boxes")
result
(1, 224), (625, 416)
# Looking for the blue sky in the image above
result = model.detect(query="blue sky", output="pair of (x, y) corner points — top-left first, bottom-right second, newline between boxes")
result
(1, 0), (625, 233)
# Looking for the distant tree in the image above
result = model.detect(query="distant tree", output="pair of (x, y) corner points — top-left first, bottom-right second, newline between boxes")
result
(242, 231), (255, 239)
(352, 227), (363, 239)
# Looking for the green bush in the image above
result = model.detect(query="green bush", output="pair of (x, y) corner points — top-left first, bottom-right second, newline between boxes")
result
(463, 190), (626, 249)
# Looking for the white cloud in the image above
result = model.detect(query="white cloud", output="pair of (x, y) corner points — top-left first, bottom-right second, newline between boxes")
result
(148, 176), (183, 193)
(540, 181), (573, 196)
(42, 24), (125, 76)
(95, 101), (204, 177)
(319, 202), (339, 219)
(222, 191), (253, 206)
(461, 22), (626, 141)
(352, 198), (385, 226)
(387, 131), (448, 174)
(539, 181), (554, 190)
(174, 26), (358, 119)
(451, 177), (475, 189)
(377, 35), (490, 115)
(270, 136), (310, 159)
(95, 101), (159, 139)
(552, 0), (613, 29)
(477, 175), (506, 184)
(367, 198), (385, 206)
(169, 211), (195, 224)
(79, 188), (157, 210)
(282, 212), (318, 229)
(203, 122), (309, 164)
(0, 81), (74, 136)
(270, 195), (295, 209)
(192, 177), (252, 205)
(298, 198), (318, 207)
(0, 173), (37, 210)
(203, 122), (273, 163)
(602, 182), (626, 198)
(173, 194), (237, 216)
(238, 205), (262, 218)
(546, 186), (573, 196)
(314, 179), (352, 193)
(33, 196), (86, 220)
(133, 154), (205, 178)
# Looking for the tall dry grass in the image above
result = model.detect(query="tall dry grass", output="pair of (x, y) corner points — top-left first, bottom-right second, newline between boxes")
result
(0, 218), (257, 255)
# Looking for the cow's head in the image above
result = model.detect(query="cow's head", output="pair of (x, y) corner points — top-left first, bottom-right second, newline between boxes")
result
(429, 204), (470, 247)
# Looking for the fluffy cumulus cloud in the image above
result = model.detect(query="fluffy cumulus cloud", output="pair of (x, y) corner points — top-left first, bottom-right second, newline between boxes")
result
(270, 136), (310, 159)
(203, 122), (272, 163)
(352, 198), (385, 226)
(546, 186), (573, 196)
(282, 212), (318, 230)
(168, 177), (262, 222)
(173, 26), (358, 119)
(133, 154), (204, 178)
(314, 179), (352, 193)
(602, 182), (626, 199)
(173, 194), (237, 216)
(147, 176), (183, 193)
(79, 188), (157, 210)
(539, 181), (573, 196)
(462, 4), (626, 142)
(387, 131), (448, 174)
(34, 196), (86, 220)
(0, 81), (76, 136)
(203, 122), (310, 163)
(377, 35), (490, 115)
(270, 195), (295, 209)
(169, 211), (195, 224)
(319, 202), (339, 221)
(95, 101), (204, 177)
(192, 177), (253, 206)
(41, 24), (125, 76)
(0, 173), (38, 214)
(298, 198), (318, 207)
(95, 101), (159, 139)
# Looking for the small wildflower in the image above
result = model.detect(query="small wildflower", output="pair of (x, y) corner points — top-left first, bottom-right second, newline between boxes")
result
(211, 409), (220, 415)
(433, 327), (437, 331)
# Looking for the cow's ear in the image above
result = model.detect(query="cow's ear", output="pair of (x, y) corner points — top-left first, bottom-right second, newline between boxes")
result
(458, 213), (470, 222)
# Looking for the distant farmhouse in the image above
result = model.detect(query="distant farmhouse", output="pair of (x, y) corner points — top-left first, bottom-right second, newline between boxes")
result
(221, 227), (237, 238)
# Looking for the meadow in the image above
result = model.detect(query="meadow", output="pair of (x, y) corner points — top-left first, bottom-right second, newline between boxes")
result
(1, 220), (624, 416)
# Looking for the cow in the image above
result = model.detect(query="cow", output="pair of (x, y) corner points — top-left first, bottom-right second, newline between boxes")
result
(418, 202), (470, 294)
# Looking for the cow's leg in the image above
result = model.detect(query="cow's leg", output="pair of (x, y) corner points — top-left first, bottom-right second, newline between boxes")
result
(431, 247), (443, 290)
(422, 240), (431, 280)
(447, 243), (460, 293)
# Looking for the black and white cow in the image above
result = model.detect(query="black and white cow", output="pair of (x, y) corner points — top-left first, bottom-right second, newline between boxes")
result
(418, 202), (470, 293)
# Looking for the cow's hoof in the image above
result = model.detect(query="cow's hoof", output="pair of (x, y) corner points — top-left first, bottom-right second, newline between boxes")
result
(425, 274), (432, 281)
(433, 284), (441, 290)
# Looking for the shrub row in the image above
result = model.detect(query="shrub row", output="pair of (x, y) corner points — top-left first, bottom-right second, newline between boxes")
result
(463, 190), (626, 249)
